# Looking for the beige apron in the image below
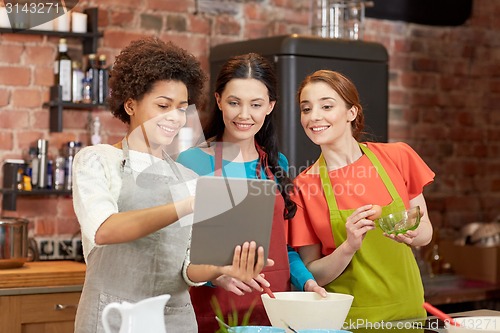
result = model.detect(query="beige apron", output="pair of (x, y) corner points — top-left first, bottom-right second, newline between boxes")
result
(318, 144), (425, 327)
(74, 139), (197, 333)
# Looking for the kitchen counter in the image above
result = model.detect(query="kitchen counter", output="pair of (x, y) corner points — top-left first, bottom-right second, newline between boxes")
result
(0, 260), (85, 296)
(423, 274), (500, 306)
(1, 262), (498, 305)
(388, 309), (500, 333)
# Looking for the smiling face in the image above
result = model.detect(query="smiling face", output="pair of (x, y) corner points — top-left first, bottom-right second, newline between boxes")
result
(126, 80), (188, 155)
(299, 81), (357, 146)
(216, 78), (275, 144)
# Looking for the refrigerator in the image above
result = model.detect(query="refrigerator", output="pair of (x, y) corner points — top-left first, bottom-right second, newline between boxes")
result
(209, 35), (388, 176)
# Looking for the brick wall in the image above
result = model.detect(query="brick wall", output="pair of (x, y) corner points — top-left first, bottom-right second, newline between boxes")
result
(0, 0), (499, 239)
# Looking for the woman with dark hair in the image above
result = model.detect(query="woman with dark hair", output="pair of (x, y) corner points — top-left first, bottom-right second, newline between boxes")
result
(177, 53), (325, 332)
(72, 39), (268, 333)
(289, 70), (434, 326)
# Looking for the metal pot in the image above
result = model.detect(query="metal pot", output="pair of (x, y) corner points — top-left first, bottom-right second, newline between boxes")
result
(0, 217), (29, 269)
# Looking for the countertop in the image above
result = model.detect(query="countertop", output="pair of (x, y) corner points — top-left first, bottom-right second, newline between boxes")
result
(1, 261), (498, 306)
(423, 274), (500, 306)
(384, 309), (500, 333)
(0, 260), (85, 296)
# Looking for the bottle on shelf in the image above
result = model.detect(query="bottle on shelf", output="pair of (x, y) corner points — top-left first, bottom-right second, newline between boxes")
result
(82, 77), (92, 104)
(22, 174), (32, 191)
(54, 156), (65, 190)
(16, 167), (24, 191)
(85, 53), (99, 104)
(46, 160), (53, 189)
(25, 146), (38, 188)
(90, 116), (102, 145)
(37, 139), (48, 189)
(54, 38), (72, 102)
(64, 141), (82, 190)
(72, 61), (84, 103)
(98, 55), (109, 105)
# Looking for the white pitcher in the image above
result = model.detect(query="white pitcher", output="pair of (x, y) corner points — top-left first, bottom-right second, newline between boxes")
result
(102, 294), (171, 333)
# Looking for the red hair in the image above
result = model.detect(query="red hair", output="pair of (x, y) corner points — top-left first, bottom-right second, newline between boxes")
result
(297, 70), (365, 141)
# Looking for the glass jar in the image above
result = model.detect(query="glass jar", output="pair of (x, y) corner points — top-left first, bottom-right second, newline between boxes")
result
(310, 0), (371, 40)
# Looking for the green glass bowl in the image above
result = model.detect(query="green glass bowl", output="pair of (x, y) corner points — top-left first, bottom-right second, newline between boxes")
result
(375, 206), (421, 235)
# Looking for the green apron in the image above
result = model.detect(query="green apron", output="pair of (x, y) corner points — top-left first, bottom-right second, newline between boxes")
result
(318, 143), (426, 327)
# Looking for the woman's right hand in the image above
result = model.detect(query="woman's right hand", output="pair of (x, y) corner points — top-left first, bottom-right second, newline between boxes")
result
(344, 205), (376, 254)
(186, 241), (274, 284)
(213, 273), (270, 295)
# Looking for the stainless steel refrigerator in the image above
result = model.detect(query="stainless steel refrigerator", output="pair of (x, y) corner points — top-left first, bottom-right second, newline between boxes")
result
(209, 35), (388, 176)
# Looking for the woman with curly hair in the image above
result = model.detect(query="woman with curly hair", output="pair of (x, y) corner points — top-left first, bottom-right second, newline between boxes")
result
(72, 38), (269, 333)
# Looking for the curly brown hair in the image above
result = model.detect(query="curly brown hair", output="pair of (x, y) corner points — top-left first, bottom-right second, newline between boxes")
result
(108, 37), (207, 124)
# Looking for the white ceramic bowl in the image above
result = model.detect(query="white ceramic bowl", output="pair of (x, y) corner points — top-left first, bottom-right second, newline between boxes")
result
(446, 316), (500, 333)
(261, 292), (353, 330)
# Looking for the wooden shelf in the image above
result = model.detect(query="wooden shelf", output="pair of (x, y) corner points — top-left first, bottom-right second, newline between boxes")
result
(0, 7), (104, 133)
(47, 86), (107, 132)
(0, 27), (102, 38)
(44, 101), (106, 109)
(0, 8), (101, 55)
(1, 189), (72, 211)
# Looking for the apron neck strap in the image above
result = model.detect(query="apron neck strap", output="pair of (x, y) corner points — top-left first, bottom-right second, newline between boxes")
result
(319, 143), (400, 211)
(121, 138), (132, 173)
(358, 143), (399, 199)
(121, 138), (184, 181)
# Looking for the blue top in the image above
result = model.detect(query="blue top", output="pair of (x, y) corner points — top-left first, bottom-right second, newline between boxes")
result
(177, 147), (314, 290)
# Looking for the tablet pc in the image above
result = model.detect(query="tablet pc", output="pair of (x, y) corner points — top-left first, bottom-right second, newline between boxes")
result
(189, 176), (276, 266)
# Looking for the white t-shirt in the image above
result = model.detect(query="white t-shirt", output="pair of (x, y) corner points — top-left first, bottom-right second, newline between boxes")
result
(72, 144), (197, 260)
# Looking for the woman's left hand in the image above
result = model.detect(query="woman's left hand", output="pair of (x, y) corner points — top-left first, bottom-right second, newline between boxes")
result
(304, 279), (327, 298)
(384, 208), (425, 245)
(384, 229), (419, 245)
(221, 241), (270, 284)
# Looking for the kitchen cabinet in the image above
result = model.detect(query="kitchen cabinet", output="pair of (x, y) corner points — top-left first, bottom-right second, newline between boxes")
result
(0, 292), (81, 333)
(0, 261), (85, 333)
(0, 7), (105, 132)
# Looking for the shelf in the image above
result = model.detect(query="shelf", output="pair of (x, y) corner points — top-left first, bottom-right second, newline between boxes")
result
(0, 7), (101, 54)
(48, 86), (107, 132)
(45, 101), (106, 109)
(1, 188), (72, 211)
(0, 28), (102, 38)
(1, 7), (104, 133)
